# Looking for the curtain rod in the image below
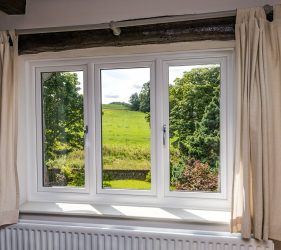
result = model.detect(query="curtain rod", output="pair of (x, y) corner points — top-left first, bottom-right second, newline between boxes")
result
(16, 5), (273, 35)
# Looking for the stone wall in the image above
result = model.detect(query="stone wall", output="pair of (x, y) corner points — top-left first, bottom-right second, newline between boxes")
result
(103, 169), (150, 181)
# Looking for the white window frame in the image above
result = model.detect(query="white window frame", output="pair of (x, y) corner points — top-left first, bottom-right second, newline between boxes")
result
(24, 48), (234, 210)
(94, 61), (157, 196)
(163, 57), (228, 200)
(35, 65), (90, 194)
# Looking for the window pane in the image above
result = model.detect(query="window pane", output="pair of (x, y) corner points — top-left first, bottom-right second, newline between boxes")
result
(41, 71), (85, 187)
(169, 65), (220, 192)
(101, 68), (151, 190)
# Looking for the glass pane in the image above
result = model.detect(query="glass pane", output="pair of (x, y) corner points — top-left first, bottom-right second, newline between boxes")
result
(41, 71), (85, 187)
(169, 64), (220, 192)
(101, 68), (151, 190)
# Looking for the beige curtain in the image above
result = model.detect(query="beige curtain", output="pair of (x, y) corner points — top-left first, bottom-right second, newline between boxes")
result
(0, 31), (19, 226)
(232, 5), (281, 241)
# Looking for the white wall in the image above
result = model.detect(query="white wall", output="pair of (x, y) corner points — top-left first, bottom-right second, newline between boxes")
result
(0, 0), (280, 30)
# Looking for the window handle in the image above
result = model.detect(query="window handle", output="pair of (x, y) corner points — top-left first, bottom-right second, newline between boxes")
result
(84, 125), (88, 146)
(163, 124), (167, 145)
(84, 125), (88, 134)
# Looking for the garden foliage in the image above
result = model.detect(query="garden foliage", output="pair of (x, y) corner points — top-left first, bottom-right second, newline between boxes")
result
(43, 67), (220, 191)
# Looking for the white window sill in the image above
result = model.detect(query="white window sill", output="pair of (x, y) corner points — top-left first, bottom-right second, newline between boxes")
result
(20, 202), (230, 226)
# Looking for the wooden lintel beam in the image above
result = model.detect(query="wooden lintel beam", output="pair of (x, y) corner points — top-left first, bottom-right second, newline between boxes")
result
(0, 0), (26, 14)
(18, 16), (236, 55)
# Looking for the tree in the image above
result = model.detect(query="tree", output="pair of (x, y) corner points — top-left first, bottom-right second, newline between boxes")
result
(139, 82), (150, 112)
(128, 81), (150, 124)
(129, 92), (140, 111)
(42, 72), (84, 160)
(128, 82), (150, 112)
(169, 67), (220, 168)
(184, 87), (220, 168)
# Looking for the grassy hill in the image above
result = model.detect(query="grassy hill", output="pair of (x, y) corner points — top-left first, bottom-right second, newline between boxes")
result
(102, 104), (150, 146)
(102, 103), (151, 171)
(101, 103), (151, 189)
(102, 103), (130, 110)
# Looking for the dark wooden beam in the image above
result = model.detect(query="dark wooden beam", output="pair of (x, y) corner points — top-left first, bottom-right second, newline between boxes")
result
(18, 16), (235, 55)
(0, 0), (26, 14)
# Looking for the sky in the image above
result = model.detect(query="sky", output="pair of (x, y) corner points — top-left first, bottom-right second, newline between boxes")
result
(74, 64), (219, 104)
(100, 66), (197, 104)
(101, 68), (150, 104)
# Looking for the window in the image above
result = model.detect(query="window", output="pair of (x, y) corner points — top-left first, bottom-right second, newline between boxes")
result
(99, 67), (151, 190)
(29, 49), (234, 210)
(41, 70), (86, 188)
(168, 64), (221, 193)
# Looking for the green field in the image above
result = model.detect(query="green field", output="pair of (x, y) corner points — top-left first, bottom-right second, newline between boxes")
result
(101, 103), (151, 189)
(104, 180), (151, 189)
(102, 104), (150, 146)
(102, 104), (151, 171)
(102, 103), (130, 110)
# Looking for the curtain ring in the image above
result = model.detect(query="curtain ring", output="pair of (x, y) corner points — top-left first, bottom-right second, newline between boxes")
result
(264, 4), (273, 21)
(8, 35), (13, 47)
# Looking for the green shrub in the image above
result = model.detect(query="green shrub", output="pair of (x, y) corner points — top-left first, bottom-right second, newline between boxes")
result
(174, 159), (218, 192)
(46, 150), (85, 187)
(102, 145), (150, 160)
(102, 172), (113, 188)
(102, 144), (151, 170)
(46, 144), (152, 186)
(145, 171), (151, 182)
(170, 160), (185, 186)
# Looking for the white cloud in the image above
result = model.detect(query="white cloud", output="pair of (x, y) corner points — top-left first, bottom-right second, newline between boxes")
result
(105, 94), (120, 99)
(74, 64), (220, 103)
(101, 68), (150, 104)
(169, 64), (219, 85)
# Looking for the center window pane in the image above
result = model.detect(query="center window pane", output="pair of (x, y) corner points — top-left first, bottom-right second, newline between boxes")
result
(100, 68), (151, 190)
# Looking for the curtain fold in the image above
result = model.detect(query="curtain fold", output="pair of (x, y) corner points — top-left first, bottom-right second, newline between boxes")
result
(232, 5), (281, 241)
(0, 31), (19, 226)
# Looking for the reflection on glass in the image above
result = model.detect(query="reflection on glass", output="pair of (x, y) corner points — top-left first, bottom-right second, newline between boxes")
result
(41, 71), (85, 187)
(169, 65), (221, 192)
(101, 68), (151, 190)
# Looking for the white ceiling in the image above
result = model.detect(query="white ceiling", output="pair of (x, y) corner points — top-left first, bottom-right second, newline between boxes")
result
(0, 0), (280, 30)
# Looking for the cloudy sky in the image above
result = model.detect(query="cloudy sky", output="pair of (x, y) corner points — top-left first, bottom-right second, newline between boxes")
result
(101, 68), (149, 104)
(100, 66), (197, 104)
(75, 64), (218, 104)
